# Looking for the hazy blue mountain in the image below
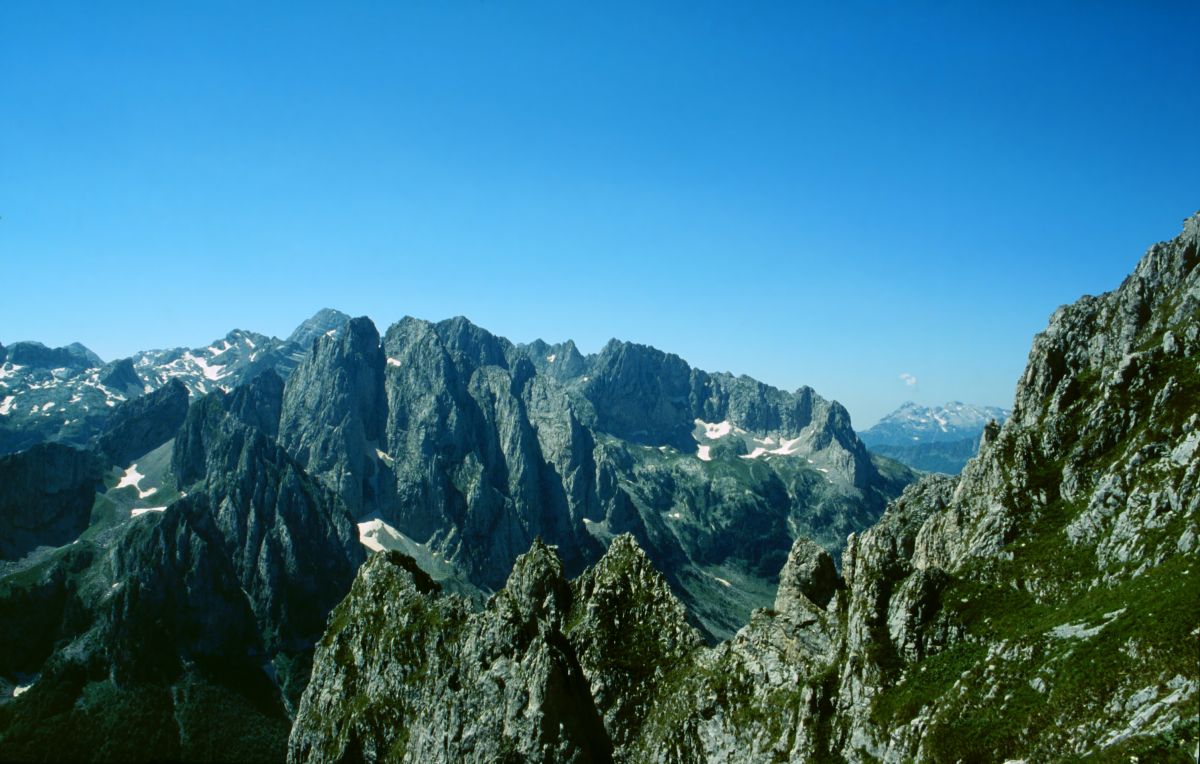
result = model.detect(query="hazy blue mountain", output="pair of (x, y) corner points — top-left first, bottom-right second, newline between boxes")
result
(859, 401), (1011, 473)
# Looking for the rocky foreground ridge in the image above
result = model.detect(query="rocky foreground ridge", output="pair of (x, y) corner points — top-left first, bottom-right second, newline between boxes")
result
(289, 214), (1200, 762)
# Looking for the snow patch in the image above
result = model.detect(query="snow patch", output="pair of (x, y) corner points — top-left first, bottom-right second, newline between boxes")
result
(184, 352), (229, 382)
(740, 447), (768, 459)
(711, 575), (733, 588)
(131, 506), (167, 517)
(769, 437), (803, 456)
(697, 445), (712, 461)
(696, 419), (732, 439)
(1048, 608), (1124, 640)
(0, 396), (13, 416)
(116, 465), (157, 499)
(387, 358), (403, 367)
(546, 354), (557, 363)
(13, 683), (33, 698)
(357, 518), (407, 553)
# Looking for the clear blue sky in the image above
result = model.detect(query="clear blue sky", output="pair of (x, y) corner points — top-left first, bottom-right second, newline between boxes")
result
(2, 2), (1197, 427)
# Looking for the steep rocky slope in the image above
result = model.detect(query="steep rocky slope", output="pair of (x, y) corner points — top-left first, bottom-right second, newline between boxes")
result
(292, 213), (1200, 762)
(0, 443), (103, 560)
(0, 375), (363, 761)
(289, 537), (696, 764)
(278, 315), (911, 638)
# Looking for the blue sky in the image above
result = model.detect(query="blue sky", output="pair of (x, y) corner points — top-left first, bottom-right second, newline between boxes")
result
(1, 1), (1197, 427)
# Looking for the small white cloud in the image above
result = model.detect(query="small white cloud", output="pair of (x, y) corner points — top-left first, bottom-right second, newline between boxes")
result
(899, 373), (918, 387)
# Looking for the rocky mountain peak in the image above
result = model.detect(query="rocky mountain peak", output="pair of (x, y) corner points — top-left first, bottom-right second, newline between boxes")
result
(2, 341), (101, 370)
(95, 377), (189, 467)
(498, 537), (572, 628)
(774, 536), (840, 614)
(279, 315), (385, 512)
(285, 307), (351, 349)
(96, 358), (144, 398)
(433, 315), (514, 371)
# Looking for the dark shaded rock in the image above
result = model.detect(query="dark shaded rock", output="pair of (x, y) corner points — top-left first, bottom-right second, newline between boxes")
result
(225, 369), (285, 438)
(96, 379), (189, 467)
(104, 497), (263, 681)
(4, 341), (100, 370)
(96, 358), (145, 399)
(279, 316), (386, 515)
(775, 536), (840, 612)
(173, 390), (365, 652)
(0, 443), (102, 559)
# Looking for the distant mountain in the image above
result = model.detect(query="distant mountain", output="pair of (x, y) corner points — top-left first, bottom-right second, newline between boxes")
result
(860, 401), (1010, 446)
(0, 309), (351, 456)
(859, 401), (1010, 473)
(286, 307), (353, 349)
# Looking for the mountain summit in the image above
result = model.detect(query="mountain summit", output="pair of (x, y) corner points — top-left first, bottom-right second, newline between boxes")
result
(859, 401), (1011, 473)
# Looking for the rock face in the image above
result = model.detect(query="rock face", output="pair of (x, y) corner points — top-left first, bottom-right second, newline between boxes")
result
(294, 213), (1200, 762)
(289, 536), (705, 764)
(0, 378), (364, 761)
(289, 542), (614, 764)
(173, 390), (365, 654)
(3, 306), (905, 638)
(0, 443), (101, 559)
(279, 317), (386, 516)
(275, 314), (911, 638)
(96, 378), (190, 467)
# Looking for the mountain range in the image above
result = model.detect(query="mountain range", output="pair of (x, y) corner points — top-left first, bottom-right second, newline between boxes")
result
(0, 296), (917, 760)
(287, 212), (1200, 761)
(0, 308), (348, 456)
(1, 213), (1197, 762)
(859, 402), (1011, 474)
